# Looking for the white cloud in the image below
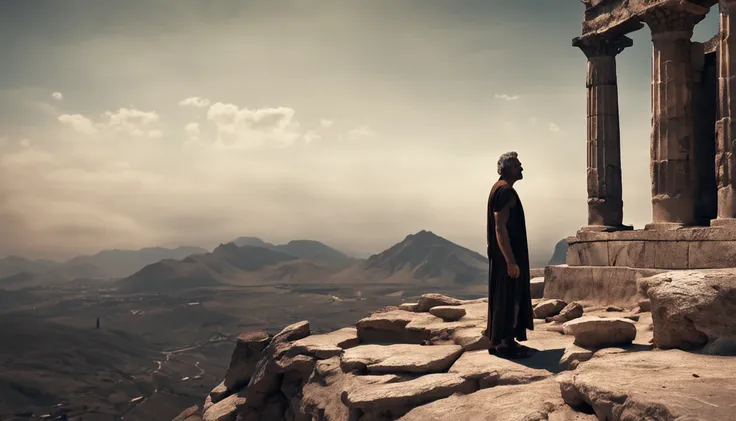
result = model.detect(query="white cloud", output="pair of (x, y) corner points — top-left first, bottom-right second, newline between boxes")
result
(179, 97), (211, 108)
(304, 131), (321, 144)
(51, 92), (63, 101)
(320, 119), (334, 128)
(184, 122), (200, 136)
(549, 123), (560, 132)
(58, 114), (98, 135)
(102, 108), (161, 138)
(205, 103), (302, 149)
(494, 94), (520, 101)
(148, 130), (163, 139)
(19, 138), (31, 148)
(348, 125), (376, 140)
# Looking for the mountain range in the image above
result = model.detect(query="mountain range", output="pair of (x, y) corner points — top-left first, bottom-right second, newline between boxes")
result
(1, 232), (569, 292)
(0, 246), (206, 289)
(116, 230), (491, 292)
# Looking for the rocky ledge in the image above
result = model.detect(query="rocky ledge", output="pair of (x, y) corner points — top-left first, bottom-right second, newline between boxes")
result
(174, 269), (736, 421)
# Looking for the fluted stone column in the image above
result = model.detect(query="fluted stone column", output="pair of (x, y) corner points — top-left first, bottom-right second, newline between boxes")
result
(642, 4), (708, 229)
(713, 0), (736, 226)
(573, 35), (633, 231)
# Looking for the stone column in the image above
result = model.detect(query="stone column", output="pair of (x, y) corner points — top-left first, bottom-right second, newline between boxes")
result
(713, 0), (736, 226)
(642, 4), (708, 229)
(573, 35), (633, 231)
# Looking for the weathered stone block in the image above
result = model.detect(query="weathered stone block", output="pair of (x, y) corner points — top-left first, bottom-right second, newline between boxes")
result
(688, 241), (736, 268)
(653, 240), (689, 269)
(608, 241), (654, 267)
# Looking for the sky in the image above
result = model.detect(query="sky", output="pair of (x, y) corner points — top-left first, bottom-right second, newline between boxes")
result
(0, 0), (721, 265)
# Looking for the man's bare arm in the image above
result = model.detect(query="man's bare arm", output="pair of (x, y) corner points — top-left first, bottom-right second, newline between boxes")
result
(494, 197), (517, 266)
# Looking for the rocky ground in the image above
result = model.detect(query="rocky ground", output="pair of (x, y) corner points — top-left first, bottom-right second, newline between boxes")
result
(177, 269), (736, 421)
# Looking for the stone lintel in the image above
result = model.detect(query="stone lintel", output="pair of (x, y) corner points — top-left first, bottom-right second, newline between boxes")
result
(579, 0), (711, 39)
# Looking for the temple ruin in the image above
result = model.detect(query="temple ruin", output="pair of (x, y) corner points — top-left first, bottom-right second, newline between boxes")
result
(548, 0), (736, 298)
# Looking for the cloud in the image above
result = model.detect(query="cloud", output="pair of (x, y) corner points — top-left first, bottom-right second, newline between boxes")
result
(549, 123), (560, 132)
(304, 131), (321, 144)
(494, 94), (520, 101)
(205, 103), (302, 149)
(58, 108), (162, 139)
(179, 96), (211, 108)
(51, 92), (63, 101)
(58, 114), (98, 135)
(347, 125), (376, 141)
(320, 119), (334, 128)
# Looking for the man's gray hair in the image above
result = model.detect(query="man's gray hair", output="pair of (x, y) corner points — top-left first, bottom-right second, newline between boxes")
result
(497, 151), (518, 176)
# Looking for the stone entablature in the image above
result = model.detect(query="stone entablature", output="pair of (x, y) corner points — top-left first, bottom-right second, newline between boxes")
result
(580, 0), (715, 39)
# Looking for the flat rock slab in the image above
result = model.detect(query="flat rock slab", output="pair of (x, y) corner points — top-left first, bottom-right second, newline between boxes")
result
(341, 344), (464, 374)
(288, 327), (359, 359)
(416, 293), (463, 312)
(406, 302), (487, 339)
(563, 316), (636, 348)
(397, 378), (598, 421)
(342, 372), (474, 413)
(429, 306), (466, 321)
(559, 349), (736, 421)
(399, 302), (419, 312)
(448, 350), (551, 388)
(451, 327), (489, 351)
(357, 310), (437, 343)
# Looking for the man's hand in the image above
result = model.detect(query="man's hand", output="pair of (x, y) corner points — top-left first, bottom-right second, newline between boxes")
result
(507, 262), (520, 278)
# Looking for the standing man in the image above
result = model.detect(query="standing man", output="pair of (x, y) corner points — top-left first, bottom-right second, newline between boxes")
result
(485, 151), (535, 358)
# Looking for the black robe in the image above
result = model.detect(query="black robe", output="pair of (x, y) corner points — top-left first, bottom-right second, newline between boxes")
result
(485, 179), (534, 347)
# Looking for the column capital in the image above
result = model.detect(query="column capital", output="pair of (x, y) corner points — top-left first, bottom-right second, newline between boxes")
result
(573, 35), (633, 59)
(642, 3), (708, 36)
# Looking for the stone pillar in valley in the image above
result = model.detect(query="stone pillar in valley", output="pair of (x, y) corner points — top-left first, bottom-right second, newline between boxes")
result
(573, 35), (633, 231)
(642, 4), (709, 229)
(714, 0), (736, 226)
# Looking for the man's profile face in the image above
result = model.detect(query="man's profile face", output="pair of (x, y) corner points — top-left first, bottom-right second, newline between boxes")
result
(509, 158), (523, 180)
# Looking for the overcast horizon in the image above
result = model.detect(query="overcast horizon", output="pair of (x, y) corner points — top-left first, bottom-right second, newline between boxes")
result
(0, 0), (721, 264)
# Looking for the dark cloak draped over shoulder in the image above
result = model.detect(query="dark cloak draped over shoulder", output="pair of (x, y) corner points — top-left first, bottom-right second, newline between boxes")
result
(485, 179), (534, 347)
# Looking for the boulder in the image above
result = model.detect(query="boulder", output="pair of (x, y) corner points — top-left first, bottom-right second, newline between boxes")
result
(416, 293), (463, 312)
(562, 316), (637, 348)
(202, 394), (245, 421)
(341, 344), (463, 374)
(530, 276), (545, 299)
(639, 269), (736, 349)
(533, 299), (567, 319)
(397, 379), (597, 421)
(637, 298), (651, 312)
(208, 381), (230, 404)
(429, 306), (466, 321)
(549, 301), (583, 323)
(223, 330), (270, 392)
(559, 349), (736, 421)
